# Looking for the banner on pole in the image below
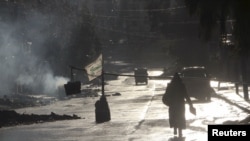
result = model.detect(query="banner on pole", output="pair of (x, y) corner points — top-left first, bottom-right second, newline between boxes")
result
(85, 54), (102, 81)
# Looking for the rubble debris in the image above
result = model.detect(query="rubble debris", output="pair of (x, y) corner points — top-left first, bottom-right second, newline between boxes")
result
(0, 110), (81, 128)
(112, 92), (121, 96)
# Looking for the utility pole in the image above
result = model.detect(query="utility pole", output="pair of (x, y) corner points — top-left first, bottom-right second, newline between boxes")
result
(95, 53), (111, 123)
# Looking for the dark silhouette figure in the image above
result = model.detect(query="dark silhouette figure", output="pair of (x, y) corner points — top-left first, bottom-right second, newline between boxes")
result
(95, 95), (111, 123)
(163, 73), (196, 138)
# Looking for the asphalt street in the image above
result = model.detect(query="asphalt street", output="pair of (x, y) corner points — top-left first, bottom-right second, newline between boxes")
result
(0, 71), (250, 141)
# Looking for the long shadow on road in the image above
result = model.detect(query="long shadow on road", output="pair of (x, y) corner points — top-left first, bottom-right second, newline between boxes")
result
(213, 93), (250, 114)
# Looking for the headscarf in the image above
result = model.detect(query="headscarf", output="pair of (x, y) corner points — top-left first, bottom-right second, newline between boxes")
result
(171, 72), (182, 84)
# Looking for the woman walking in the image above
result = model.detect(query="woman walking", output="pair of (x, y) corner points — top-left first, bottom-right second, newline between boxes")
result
(163, 73), (196, 138)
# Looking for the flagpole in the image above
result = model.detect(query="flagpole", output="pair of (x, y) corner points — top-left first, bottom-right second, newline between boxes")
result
(101, 70), (105, 96)
(101, 57), (105, 96)
(95, 53), (111, 123)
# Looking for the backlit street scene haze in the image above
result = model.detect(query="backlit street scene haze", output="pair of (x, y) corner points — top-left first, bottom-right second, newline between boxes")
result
(0, 0), (250, 141)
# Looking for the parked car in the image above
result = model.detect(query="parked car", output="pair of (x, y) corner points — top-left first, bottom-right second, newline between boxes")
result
(134, 68), (148, 85)
(179, 66), (214, 101)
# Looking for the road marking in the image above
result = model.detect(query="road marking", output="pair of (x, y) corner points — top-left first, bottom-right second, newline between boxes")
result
(141, 81), (156, 120)
(130, 82), (156, 134)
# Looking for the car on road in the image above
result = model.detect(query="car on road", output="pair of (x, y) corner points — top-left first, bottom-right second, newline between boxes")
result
(134, 68), (148, 85)
(179, 66), (215, 101)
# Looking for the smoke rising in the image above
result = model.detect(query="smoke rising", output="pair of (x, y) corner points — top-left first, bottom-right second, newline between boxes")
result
(0, 0), (100, 97)
(0, 2), (78, 97)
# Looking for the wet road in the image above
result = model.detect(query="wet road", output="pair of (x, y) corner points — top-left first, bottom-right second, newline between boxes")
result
(0, 71), (249, 141)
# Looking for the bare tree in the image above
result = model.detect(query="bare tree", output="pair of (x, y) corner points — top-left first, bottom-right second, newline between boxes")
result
(147, 0), (250, 100)
(185, 0), (250, 100)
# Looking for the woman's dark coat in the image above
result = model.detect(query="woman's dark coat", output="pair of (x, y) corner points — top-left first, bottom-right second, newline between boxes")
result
(164, 73), (192, 129)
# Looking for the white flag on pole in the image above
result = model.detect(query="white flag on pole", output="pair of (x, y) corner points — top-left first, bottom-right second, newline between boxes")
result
(85, 54), (102, 81)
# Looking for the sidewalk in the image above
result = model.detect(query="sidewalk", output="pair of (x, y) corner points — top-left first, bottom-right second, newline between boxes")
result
(212, 82), (250, 124)
(212, 81), (250, 111)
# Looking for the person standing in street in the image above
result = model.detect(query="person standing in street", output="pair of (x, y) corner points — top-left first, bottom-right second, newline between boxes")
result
(162, 72), (196, 138)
